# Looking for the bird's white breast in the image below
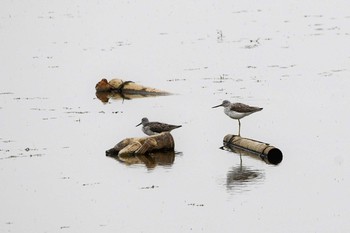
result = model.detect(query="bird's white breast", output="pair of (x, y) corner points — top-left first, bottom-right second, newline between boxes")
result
(224, 107), (252, 119)
(142, 126), (157, 136)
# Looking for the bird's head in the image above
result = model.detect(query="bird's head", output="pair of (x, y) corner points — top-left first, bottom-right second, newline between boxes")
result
(136, 117), (149, 127)
(212, 100), (231, 108)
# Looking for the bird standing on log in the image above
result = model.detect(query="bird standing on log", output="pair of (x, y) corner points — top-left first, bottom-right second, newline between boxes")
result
(136, 117), (182, 136)
(212, 100), (263, 136)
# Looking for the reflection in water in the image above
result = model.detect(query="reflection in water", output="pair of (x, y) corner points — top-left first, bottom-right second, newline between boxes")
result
(108, 151), (177, 170)
(96, 91), (167, 103)
(226, 154), (264, 193)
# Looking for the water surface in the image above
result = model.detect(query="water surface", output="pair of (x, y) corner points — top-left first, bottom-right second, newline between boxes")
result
(1, 1), (350, 232)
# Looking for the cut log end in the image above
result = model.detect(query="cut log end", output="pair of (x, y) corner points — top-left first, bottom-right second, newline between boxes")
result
(264, 148), (283, 165)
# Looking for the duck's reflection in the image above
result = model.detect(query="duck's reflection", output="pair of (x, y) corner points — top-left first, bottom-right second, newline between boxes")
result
(108, 151), (176, 170)
(226, 152), (265, 193)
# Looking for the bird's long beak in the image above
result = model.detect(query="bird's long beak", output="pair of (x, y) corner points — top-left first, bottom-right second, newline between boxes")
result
(136, 122), (142, 127)
(212, 103), (223, 108)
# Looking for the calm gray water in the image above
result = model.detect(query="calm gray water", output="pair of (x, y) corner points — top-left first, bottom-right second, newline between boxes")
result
(1, 1), (350, 232)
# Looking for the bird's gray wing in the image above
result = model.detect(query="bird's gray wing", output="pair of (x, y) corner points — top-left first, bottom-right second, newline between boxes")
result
(148, 122), (181, 132)
(230, 103), (262, 113)
(148, 122), (171, 133)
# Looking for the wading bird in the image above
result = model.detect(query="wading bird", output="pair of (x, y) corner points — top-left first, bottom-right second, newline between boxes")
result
(212, 100), (263, 136)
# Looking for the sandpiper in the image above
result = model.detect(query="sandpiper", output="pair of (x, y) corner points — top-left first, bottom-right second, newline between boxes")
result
(136, 117), (182, 136)
(212, 100), (263, 136)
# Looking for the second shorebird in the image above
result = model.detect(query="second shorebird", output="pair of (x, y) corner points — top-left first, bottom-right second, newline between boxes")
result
(136, 117), (182, 136)
(212, 100), (263, 136)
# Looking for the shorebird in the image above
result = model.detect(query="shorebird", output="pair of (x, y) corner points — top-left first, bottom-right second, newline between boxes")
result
(212, 100), (263, 136)
(136, 117), (182, 136)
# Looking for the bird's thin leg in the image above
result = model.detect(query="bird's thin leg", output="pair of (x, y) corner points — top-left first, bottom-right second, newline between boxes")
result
(238, 119), (241, 136)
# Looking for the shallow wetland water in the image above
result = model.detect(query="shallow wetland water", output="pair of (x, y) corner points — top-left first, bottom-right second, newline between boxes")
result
(1, 1), (350, 232)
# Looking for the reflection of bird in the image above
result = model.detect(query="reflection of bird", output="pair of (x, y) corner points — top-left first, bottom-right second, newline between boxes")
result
(226, 163), (264, 192)
(136, 118), (182, 136)
(212, 100), (263, 136)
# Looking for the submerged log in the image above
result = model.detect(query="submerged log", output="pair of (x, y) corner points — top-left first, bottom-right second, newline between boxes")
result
(95, 78), (170, 94)
(95, 78), (171, 103)
(106, 132), (175, 156)
(223, 134), (283, 165)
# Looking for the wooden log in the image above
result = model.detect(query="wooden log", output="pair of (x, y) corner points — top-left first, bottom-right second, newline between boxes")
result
(95, 78), (171, 103)
(223, 134), (283, 165)
(95, 78), (170, 95)
(106, 132), (175, 156)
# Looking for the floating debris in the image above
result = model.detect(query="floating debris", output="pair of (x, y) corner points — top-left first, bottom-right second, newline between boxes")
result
(95, 78), (171, 103)
(141, 185), (159, 189)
